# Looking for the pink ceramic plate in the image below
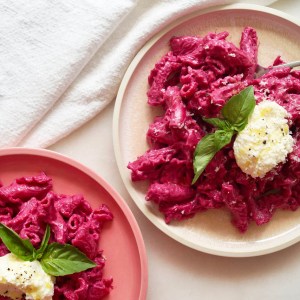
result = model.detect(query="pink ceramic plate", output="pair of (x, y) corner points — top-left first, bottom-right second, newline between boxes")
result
(0, 148), (147, 299)
(113, 4), (300, 257)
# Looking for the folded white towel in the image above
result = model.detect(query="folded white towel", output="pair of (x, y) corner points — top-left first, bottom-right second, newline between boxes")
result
(0, 0), (276, 148)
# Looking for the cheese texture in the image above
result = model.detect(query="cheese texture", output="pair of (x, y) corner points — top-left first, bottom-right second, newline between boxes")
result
(233, 100), (294, 178)
(0, 253), (54, 300)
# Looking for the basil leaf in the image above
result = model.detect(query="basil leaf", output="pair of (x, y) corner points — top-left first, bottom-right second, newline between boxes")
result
(36, 225), (51, 260)
(221, 86), (256, 132)
(192, 134), (217, 184)
(203, 118), (231, 130)
(214, 130), (234, 150)
(192, 86), (256, 182)
(40, 242), (97, 276)
(192, 130), (233, 184)
(0, 223), (36, 261)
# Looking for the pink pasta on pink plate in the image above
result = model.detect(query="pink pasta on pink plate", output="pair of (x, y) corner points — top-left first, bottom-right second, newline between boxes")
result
(0, 172), (113, 300)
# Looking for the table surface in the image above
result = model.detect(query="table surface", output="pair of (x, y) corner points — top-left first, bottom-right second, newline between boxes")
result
(49, 1), (300, 299)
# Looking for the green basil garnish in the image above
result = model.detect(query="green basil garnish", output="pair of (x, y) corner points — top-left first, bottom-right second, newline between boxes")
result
(36, 225), (51, 260)
(0, 223), (36, 261)
(0, 222), (96, 276)
(192, 86), (256, 183)
(221, 85), (256, 131)
(40, 243), (97, 276)
(202, 118), (231, 131)
(192, 130), (234, 184)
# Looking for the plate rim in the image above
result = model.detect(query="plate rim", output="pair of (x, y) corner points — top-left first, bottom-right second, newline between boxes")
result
(0, 147), (148, 299)
(113, 3), (300, 257)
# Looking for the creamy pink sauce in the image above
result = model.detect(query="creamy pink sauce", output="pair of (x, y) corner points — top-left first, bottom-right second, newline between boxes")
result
(128, 27), (300, 232)
(0, 173), (113, 299)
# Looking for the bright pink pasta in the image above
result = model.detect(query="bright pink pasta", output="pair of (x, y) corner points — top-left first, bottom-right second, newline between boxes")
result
(0, 172), (113, 299)
(128, 27), (300, 232)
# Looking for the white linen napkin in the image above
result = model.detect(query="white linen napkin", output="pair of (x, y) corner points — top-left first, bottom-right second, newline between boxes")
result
(0, 0), (276, 148)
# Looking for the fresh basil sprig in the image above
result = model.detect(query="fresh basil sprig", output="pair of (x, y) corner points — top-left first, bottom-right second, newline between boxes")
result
(0, 223), (36, 261)
(36, 224), (50, 260)
(0, 223), (96, 276)
(40, 243), (97, 276)
(192, 86), (256, 184)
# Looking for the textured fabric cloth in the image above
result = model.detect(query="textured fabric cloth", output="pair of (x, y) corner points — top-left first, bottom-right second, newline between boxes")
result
(0, 0), (276, 148)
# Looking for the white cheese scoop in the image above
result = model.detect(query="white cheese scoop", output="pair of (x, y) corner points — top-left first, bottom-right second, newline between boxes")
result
(0, 253), (54, 300)
(233, 100), (294, 178)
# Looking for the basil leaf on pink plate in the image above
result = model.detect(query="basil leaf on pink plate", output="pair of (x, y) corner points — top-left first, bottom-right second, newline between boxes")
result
(0, 222), (36, 261)
(40, 242), (97, 276)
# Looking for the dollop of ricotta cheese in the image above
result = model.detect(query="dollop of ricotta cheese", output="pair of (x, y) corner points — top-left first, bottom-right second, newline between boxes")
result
(233, 100), (294, 178)
(0, 253), (54, 300)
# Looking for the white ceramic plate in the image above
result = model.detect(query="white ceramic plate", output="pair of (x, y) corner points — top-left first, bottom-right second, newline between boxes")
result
(113, 4), (300, 257)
